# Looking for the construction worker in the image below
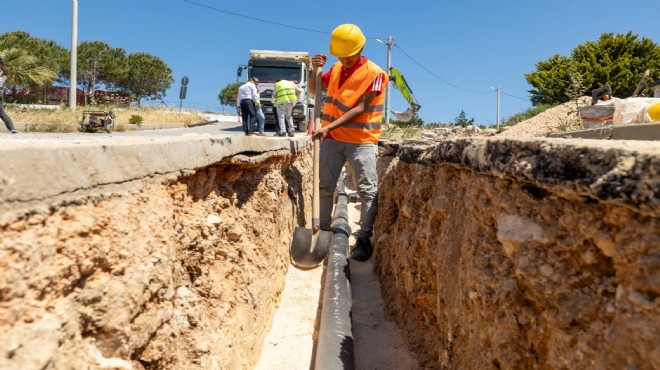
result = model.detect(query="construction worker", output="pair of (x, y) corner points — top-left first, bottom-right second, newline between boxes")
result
(310, 23), (389, 262)
(273, 78), (301, 137)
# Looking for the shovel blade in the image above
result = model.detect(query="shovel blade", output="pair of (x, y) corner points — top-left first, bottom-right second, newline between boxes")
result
(290, 227), (332, 269)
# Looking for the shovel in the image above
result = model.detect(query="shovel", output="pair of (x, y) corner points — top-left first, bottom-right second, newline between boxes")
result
(290, 68), (332, 269)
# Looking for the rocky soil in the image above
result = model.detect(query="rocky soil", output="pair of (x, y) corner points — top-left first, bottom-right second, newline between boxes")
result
(1, 101), (656, 370)
(371, 138), (659, 369)
(0, 150), (314, 370)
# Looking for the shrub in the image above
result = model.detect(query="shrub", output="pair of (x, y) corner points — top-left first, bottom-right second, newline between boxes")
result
(129, 114), (143, 125)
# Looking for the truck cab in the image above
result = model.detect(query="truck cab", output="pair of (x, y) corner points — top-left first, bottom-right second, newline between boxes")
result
(239, 50), (314, 132)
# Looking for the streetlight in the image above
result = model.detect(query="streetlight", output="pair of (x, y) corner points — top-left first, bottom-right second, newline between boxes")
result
(490, 85), (500, 130)
(376, 36), (393, 126)
(69, 0), (78, 110)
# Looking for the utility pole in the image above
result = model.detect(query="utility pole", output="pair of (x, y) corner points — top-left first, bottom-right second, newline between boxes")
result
(377, 36), (394, 126)
(69, 0), (78, 110)
(491, 85), (500, 130)
(496, 85), (500, 130)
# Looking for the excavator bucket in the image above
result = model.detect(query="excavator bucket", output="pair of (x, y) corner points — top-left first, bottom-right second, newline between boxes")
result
(391, 103), (421, 122)
(389, 67), (421, 122)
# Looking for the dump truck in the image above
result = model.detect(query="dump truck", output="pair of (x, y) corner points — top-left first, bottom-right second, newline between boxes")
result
(238, 50), (314, 132)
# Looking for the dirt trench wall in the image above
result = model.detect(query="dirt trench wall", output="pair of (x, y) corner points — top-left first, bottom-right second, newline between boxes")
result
(373, 138), (659, 370)
(0, 150), (312, 370)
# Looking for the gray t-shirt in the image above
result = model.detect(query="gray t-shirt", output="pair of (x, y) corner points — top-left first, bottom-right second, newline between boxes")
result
(0, 71), (6, 88)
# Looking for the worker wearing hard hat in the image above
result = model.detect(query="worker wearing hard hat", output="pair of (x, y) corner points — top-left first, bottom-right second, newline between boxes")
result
(310, 24), (389, 262)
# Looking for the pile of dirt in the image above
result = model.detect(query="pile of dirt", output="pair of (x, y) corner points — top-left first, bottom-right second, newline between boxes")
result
(497, 96), (591, 137)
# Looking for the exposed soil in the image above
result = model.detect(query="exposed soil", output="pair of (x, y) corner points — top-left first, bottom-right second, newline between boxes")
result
(371, 138), (659, 369)
(222, 99), (659, 370)
(0, 152), (314, 370)
(2, 104), (656, 370)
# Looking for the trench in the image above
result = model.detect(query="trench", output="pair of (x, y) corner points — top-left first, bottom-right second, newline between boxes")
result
(0, 135), (658, 370)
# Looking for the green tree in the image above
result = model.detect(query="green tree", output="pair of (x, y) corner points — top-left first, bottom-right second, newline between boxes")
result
(218, 82), (242, 109)
(572, 32), (660, 97)
(0, 48), (57, 103)
(453, 110), (474, 127)
(118, 52), (174, 107)
(525, 54), (575, 105)
(0, 31), (66, 103)
(526, 32), (660, 105)
(73, 41), (128, 105)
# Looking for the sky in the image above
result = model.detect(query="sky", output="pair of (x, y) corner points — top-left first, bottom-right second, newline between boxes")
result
(2, 0), (659, 126)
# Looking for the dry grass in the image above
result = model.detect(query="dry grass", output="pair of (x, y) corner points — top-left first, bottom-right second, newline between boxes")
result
(5, 105), (206, 132)
(380, 125), (424, 140)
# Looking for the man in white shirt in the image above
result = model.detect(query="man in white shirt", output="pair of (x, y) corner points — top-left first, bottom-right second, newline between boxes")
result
(236, 77), (261, 136)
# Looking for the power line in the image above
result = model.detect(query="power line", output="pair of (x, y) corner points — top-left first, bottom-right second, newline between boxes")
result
(393, 44), (492, 94)
(395, 43), (531, 101)
(501, 91), (529, 101)
(182, 0), (530, 102)
(183, 0), (387, 39)
(183, 0), (330, 35)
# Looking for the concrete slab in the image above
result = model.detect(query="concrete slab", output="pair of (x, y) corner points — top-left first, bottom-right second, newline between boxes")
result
(0, 122), (311, 222)
(547, 123), (660, 140)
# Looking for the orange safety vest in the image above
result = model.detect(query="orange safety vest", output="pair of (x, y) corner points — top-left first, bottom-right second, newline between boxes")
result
(321, 60), (388, 144)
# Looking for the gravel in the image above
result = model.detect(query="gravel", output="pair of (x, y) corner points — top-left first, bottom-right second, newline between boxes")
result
(497, 96), (591, 137)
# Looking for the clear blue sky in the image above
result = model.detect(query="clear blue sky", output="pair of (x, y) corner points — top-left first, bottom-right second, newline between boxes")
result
(2, 0), (659, 125)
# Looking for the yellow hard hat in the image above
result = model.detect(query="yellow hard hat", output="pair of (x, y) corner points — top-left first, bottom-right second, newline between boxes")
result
(648, 102), (660, 121)
(329, 24), (366, 57)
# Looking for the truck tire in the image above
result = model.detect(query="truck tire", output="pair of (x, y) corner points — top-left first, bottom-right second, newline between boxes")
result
(104, 119), (114, 133)
(298, 116), (308, 132)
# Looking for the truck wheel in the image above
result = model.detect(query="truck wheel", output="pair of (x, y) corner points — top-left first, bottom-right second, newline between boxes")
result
(298, 116), (308, 132)
(104, 119), (114, 133)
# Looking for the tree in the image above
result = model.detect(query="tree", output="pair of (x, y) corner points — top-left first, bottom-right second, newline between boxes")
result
(572, 32), (660, 97)
(218, 82), (242, 109)
(525, 54), (575, 105)
(0, 31), (66, 103)
(73, 41), (128, 105)
(453, 110), (474, 127)
(118, 52), (174, 106)
(525, 32), (660, 105)
(0, 48), (57, 103)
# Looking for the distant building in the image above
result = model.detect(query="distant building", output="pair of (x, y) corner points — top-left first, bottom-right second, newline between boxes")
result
(47, 86), (85, 105)
(48, 87), (130, 106)
(3, 86), (130, 106)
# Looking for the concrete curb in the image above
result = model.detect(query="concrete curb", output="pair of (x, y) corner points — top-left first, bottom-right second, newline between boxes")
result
(547, 122), (660, 140)
(0, 133), (311, 222)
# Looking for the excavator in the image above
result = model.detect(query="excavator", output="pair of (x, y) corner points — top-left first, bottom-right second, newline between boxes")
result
(388, 67), (421, 122)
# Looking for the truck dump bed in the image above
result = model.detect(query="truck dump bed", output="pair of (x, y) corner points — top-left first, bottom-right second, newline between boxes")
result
(249, 50), (311, 64)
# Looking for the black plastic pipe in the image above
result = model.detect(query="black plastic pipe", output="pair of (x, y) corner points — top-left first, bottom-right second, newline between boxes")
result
(314, 179), (354, 370)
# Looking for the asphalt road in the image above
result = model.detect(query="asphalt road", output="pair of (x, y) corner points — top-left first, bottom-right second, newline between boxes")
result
(0, 117), (308, 142)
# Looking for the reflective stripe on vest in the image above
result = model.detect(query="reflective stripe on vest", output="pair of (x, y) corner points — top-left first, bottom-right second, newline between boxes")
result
(275, 80), (297, 104)
(321, 60), (388, 144)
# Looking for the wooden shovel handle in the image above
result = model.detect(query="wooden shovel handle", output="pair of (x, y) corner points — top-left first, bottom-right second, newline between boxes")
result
(312, 69), (322, 231)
